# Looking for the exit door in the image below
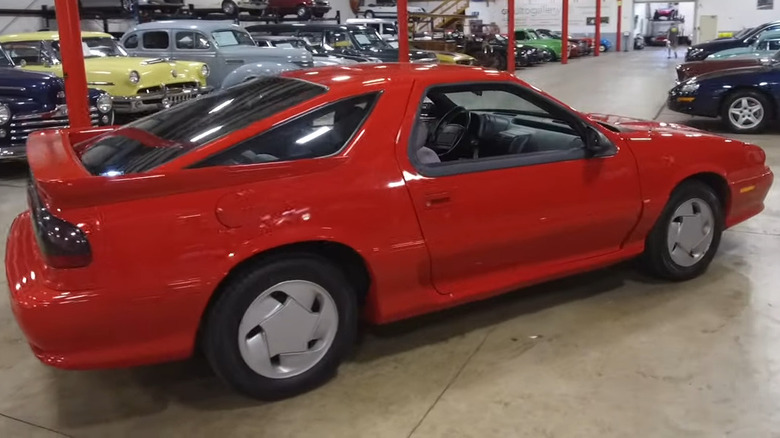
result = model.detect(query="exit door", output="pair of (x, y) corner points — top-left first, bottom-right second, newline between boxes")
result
(699, 15), (718, 43)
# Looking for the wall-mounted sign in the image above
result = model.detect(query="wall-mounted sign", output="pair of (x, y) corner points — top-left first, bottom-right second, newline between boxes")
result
(586, 17), (610, 25)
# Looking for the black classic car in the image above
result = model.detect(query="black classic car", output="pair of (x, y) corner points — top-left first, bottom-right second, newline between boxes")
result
(686, 21), (780, 61)
(0, 47), (113, 161)
(245, 23), (438, 63)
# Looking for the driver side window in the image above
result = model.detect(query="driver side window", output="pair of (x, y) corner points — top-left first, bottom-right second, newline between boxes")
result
(410, 83), (588, 176)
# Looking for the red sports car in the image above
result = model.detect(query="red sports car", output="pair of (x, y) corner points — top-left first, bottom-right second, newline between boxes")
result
(6, 65), (773, 400)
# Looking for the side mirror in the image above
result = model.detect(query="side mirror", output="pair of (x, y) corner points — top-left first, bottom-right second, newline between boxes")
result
(584, 126), (616, 157)
(746, 36), (758, 45)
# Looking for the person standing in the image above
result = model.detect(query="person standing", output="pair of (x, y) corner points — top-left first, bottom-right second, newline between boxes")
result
(667, 23), (680, 59)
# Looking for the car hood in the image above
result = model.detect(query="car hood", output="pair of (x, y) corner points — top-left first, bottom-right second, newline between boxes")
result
(677, 58), (764, 81)
(695, 65), (768, 82)
(0, 66), (57, 89)
(588, 113), (715, 137)
(691, 38), (742, 52)
(221, 45), (313, 65)
(0, 67), (62, 110)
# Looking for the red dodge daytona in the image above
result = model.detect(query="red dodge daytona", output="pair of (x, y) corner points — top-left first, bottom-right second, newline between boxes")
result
(6, 64), (773, 400)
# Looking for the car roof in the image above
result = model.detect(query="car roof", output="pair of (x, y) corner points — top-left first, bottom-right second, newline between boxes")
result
(0, 31), (111, 42)
(282, 63), (513, 88)
(246, 23), (367, 31)
(253, 35), (301, 40)
(129, 20), (243, 32)
(346, 18), (395, 24)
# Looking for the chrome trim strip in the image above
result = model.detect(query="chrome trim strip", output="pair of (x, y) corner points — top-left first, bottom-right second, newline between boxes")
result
(87, 81), (115, 86)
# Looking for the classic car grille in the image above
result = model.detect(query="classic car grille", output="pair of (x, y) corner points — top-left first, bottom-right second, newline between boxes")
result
(8, 108), (99, 145)
(138, 82), (199, 94)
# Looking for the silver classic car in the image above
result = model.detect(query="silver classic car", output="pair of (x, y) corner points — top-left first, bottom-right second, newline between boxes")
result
(120, 21), (313, 89)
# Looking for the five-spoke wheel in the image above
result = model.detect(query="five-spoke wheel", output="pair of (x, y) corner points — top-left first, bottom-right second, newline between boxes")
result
(722, 91), (770, 133)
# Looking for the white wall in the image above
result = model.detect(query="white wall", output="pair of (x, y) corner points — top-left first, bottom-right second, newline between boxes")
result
(0, 0), (54, 35)
(694, 0), (776, 32)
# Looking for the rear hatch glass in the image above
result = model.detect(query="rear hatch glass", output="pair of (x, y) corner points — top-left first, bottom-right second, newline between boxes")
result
(77, 77), (326, 176)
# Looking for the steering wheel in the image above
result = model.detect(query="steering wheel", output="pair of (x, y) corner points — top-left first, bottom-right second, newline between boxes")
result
(430, 106), (472, 157)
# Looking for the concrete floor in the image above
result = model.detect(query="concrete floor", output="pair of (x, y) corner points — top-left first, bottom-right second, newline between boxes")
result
(1, 48), (779, 437)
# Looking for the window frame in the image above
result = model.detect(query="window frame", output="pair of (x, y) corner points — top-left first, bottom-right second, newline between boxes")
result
(408, 81), (600, 178)
(174, 30), (212, 50)
(191, 91), (382, 168)
(141, 30), (171, 50)
(123, 32), (139, 49)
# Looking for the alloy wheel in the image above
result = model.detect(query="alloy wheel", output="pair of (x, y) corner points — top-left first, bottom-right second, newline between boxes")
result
(728, 96), (764, 130)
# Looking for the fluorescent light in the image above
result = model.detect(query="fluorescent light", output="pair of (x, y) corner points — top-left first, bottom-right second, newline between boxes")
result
(295, 126), (331, 144)
(190, 125), (223, 143)
(209, 98), (234, 114)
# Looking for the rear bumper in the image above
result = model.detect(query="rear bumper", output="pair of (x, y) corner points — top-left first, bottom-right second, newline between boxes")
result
(5, 212), (201, 369)
(112, 86), (211, 114)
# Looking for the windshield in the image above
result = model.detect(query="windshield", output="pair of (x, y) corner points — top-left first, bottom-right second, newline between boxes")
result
(538, 30), (559, 39)
(0, 47), (12, 67)
(735, 27), (755, 39)
(526, 30), (541, 39)
(52, 37), (127, 59)
(77, 77), (326, 176)
(212, 29), (255, 47)
(350, 28), (390, 49)
(271, 39), (308, 50)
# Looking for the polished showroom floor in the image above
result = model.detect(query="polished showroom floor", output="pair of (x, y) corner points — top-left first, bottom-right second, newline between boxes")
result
(1, 47), (779, 437)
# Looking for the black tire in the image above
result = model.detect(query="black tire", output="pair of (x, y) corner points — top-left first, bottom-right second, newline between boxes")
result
(721, 90), (772, 134)
(641, 181), (724, 281)
(221, 0), (237, 15)
(364, 10), (374, 18)
(600, 44), (607, 52)
(202, 255), (358, 400)
(296, 5), (311, 19)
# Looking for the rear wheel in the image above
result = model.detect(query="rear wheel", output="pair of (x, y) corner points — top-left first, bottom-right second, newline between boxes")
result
(203, 256), (358, 400)
(364, 10), (375, 18)
(641, 181), (723, 281)
(600, 44), (608, 52)
(722, 90), (771, 134)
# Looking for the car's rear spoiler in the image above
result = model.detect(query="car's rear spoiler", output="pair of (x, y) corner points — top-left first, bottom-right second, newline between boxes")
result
(26, 128), (111, 209)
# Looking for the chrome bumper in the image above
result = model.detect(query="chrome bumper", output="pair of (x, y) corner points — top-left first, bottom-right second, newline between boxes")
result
(0, 104), (110, 160)
(112, 86), (211, 114)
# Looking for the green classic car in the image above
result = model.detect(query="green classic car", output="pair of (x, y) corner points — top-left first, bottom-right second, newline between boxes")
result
(514, 28), (564, 60)
(0, 31), (210, 114)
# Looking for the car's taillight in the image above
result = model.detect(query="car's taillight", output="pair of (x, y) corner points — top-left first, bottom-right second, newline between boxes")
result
(27, 184), (92, 269)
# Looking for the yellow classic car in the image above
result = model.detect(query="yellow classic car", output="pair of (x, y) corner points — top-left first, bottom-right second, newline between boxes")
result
(432, 51), (477, 65)
(0, 31), (210, 114)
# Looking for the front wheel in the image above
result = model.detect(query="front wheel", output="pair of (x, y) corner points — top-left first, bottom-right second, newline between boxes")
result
(641, 181), (723, 281)
(722, 91), (771, 134)
(364, 10), (375, 18)
(202, 256), (358, 400)
(600, 44), (608, 52)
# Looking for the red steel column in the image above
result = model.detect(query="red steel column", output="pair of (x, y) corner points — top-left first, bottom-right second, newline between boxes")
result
(507, 0), (515, 73)
(398, 0), (409, 62)
(616, 0), (623, 52)
(54, 0), (90, 129)
(561, 0), (569, 64)
(595, 0), (601, 56)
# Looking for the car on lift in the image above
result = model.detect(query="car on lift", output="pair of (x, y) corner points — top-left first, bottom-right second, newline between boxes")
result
(254, 35), (357, 66)
(356, 1), (425, 18)
(184, 0), (268, 16)
(0, 46), (113, 160)
(669, 63), (780, 133)
(80, 0), (184, 14)
(244, 23), (438, 63)
(0, 31), (209, 114)
(686, 20), (780, 61)
(7, 65), (771, 401)
(120, 21), (313, 89)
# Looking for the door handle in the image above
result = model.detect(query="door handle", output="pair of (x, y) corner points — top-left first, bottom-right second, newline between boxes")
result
(425, 193), (451, 208)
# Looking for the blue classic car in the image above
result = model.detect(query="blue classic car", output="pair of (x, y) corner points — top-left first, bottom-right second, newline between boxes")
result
(668, 63), (780, 133)
(0, 47), (114, 160)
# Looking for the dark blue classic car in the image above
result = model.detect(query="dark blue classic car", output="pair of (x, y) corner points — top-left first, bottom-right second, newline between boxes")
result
(0, 47), (114, 160)
(668, 63), (780, 134)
